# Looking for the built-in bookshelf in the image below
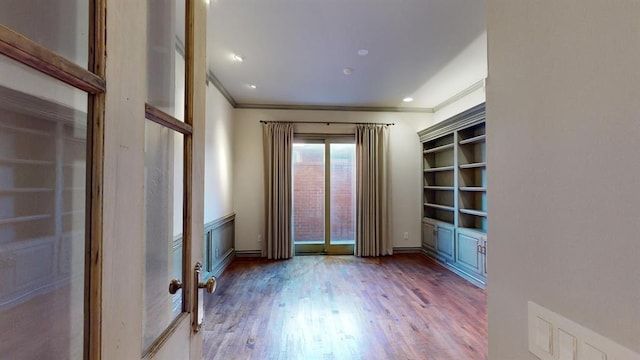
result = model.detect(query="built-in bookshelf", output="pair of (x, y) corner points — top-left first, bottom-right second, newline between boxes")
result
(0, 85), (86, 308)
(457, 121), (487, 233)
(422, 133), (455, 224)
(418, 104), (487, 288)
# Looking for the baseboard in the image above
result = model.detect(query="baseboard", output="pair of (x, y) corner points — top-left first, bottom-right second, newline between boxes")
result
(235, 250), (263, 258)
(392, 247), (423, 254)
(417, 250), (486, 289)
(209, 248), (235, 278)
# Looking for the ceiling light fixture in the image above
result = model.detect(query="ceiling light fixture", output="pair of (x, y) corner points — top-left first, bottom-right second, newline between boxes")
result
(343, 67), (354, 75)
(249, 84), (257, 89)
(232, 53), (244, 62)
(357, 49), (369, 56)
(403, 97), (414, 103)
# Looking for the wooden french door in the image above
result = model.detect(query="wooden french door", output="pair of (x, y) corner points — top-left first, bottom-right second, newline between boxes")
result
(0, 0), (208, 359)
(293, 137), (356, 255)
(141, 0), (208, 359)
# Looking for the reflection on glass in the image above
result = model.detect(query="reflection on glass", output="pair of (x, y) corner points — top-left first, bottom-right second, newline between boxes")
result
(0, 55), (87, 359)
(0, 0), (89, 67)
(330, 144), (356, 245)
(292, 143), (325, 244)
(147, 0), (186, 121)
(143, 120), (184, 353)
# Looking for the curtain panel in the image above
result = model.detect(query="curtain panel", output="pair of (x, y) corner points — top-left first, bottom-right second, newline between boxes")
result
(355, 124), (391, 257)
(262, 122), (294, 260)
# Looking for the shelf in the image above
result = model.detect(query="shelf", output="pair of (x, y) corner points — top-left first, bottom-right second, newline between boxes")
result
(459, 134), (486, 145)
(424, 165), (455, 173)
(459, 162), (486, 169)
(64, 136), (86, 143)
(424, 203), (455, 211)
(459, 226), (487, 234)
(64, 163), (86, 168)
(459, 208), (487, 217)
(0, 158), (55, 165)
(424, 186), (454, 191)
(459, 187), (486, 192)
(423, 143), (454, 154)
(0, 123), (51, 137)
(0, 214), (52, 225)
(0, 188), (54, 193)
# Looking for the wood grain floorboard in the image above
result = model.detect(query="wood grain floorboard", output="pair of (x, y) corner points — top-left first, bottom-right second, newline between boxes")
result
(203, 254), (487, 360)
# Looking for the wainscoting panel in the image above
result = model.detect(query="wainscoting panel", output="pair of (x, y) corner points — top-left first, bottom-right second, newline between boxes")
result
(203, 213), (235, 279)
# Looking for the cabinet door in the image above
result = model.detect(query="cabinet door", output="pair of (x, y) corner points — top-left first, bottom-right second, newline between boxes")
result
(456, 231), (483, 278)
(436, 225), (455, 262)
(422, 221), (436, 251)
(483, 238), (487, 276)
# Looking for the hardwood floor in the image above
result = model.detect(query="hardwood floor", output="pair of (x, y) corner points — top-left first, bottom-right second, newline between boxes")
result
(203, 253), (487, 360)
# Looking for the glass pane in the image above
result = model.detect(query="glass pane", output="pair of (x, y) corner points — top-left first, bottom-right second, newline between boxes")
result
(292, 143), (325, 244)
(147, 0), (186, 121)
(143, 120), (184, 352)
(0, 0), (89, 68)
(330, 144), (356, 245)
(0, 55), (87, 359)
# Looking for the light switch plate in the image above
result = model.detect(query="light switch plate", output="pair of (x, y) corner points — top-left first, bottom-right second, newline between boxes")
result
(584, 343), (607, 360)
(558, 328), (577, 360)
(528, 301), (640, 360)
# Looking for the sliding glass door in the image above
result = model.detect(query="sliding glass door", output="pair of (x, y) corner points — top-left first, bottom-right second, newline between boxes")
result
(292, 137), (355, 255)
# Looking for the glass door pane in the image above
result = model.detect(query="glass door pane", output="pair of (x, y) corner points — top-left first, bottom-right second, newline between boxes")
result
(0, 55), (88, 360)
(292, 143), (325, 252)
(329, 143), (355, 246)
(143, 120), (184, 352)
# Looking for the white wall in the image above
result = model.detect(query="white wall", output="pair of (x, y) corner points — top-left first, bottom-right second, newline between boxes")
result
(204, 83), (234, 223)
(232, 108), (433, 252)
(414, 31), (487, 109)
(487, 1), (640, 359)
(433, 85), (485, 125)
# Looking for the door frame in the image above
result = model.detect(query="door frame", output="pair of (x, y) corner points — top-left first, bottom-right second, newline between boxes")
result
(293, 135), (356, 255)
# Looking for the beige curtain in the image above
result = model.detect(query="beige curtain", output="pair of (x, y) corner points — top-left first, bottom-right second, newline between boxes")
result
(262, 122), (294, 260)
(355, 124), (391, 256)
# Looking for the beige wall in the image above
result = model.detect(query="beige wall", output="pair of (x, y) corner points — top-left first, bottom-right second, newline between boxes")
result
(487, 1), (640, 358)
(204, 84), (235, 223)
(232, 108), (433, 253)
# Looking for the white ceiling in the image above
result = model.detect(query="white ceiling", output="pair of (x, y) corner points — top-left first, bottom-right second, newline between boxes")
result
(207, 0), (487, 110)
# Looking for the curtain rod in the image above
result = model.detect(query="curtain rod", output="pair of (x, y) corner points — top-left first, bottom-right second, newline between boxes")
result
(259, 120), (395, 126)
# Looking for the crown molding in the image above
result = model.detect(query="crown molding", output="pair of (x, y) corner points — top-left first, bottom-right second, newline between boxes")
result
(433, 79), (486, 113)
(236, 102), (433, 113)
(205, 70), (485, 114)
(206, 70), (237, 107)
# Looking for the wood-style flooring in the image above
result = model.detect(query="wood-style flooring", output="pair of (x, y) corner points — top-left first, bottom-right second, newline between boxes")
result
(203, 253), (487, 360)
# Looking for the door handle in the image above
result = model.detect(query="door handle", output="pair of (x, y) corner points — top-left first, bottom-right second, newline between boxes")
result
(168, 279), (182, 294)
(198, 277), (217, 294)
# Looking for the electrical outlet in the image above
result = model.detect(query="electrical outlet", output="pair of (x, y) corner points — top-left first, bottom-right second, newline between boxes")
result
(403, 232), (409, 240)
(215, 248), (219, 258)
(257, 234), (262, 242)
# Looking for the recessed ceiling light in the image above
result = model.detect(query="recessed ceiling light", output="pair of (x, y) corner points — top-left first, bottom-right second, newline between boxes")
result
(249, 84), (257, 89)
(343, 67), (354, 75)
(357, 49), (369, 56)
(232, 53), (244, 62)
(403, 97), (414, 103)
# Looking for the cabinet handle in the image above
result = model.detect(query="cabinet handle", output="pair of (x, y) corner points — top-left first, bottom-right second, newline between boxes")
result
(477, 244), (482, 254)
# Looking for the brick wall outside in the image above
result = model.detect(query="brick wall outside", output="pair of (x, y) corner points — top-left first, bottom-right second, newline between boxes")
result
(292, 144), (354, 243)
